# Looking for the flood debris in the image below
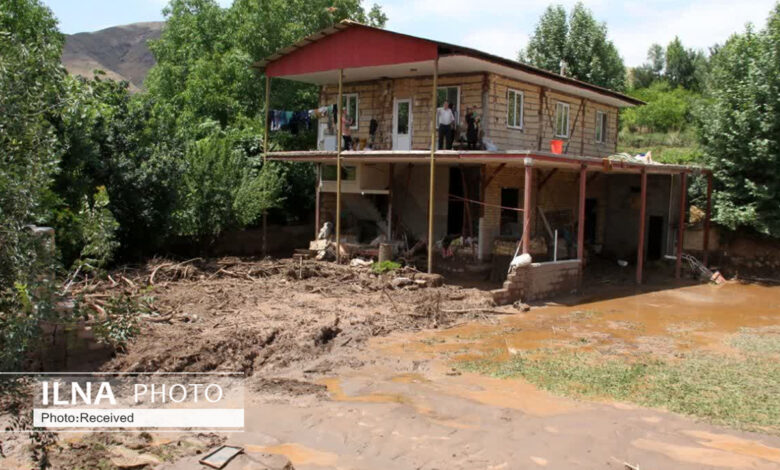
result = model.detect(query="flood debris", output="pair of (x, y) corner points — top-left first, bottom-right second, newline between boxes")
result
(63, 257), (493, 376)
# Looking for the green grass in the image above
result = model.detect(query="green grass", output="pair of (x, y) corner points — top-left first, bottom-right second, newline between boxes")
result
(729, 330), (780, 355)
(461, 349), (780, 433)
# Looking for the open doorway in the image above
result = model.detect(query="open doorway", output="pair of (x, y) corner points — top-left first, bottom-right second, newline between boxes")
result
(647, 215), (664, 260)
(585, 198), (597, 243)
(500, 188), (521, 237)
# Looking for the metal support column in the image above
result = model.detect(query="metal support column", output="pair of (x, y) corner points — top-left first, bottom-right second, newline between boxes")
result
(637, 169), (648, 284)
(263, 75), (270, 257)
(335, 69), (344, 263)
(426, 57), (439, 274)
(675, 172), (688, 279)
(522, 159), (533, 254)
(703, 172), (713, 266)
(577, 165), (587, 287)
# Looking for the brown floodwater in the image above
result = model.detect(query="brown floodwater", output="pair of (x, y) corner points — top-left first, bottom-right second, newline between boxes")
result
(372, 282), (780, 363)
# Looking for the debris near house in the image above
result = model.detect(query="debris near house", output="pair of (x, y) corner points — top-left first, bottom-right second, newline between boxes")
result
(199, 445), (243, 469)
(69, 257), (497, 377)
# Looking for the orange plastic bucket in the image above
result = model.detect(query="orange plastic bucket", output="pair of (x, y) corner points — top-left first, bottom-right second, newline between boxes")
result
(550, 139), (563, 154)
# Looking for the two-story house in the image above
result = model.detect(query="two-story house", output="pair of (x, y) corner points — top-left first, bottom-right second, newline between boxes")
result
(255, 21), (713, 302)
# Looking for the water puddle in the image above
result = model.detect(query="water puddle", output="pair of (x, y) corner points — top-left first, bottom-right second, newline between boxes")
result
(246, 443), (339, 467)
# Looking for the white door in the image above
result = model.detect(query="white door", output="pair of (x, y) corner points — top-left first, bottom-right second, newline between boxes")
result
(392, 98), (412, 150)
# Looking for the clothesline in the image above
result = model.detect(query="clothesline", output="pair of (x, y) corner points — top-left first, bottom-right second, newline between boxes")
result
(448, 194), (525, 212)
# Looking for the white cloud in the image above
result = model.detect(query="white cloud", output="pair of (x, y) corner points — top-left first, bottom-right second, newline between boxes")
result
(381, 0), (778, 67)
(610, 0), (776, 65)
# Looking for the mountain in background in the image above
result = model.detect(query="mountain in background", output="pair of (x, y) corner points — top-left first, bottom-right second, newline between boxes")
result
(62, 22), (164, 92)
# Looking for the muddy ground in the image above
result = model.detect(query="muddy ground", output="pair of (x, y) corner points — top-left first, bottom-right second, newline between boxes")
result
(2, 257), (780, 469)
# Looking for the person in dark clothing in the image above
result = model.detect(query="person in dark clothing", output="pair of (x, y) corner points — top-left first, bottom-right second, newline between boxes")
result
(437, 101), (455, 149)
(465, 107), (479, 150)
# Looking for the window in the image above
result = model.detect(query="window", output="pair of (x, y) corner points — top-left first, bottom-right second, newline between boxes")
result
(595, 110), (607, 143)
(322, 165), (356, 181)
(507, 89), (524, 129)
(342, 93), (358, 130)
(437, 86), (460, 119)
(555, 102), (570, 137)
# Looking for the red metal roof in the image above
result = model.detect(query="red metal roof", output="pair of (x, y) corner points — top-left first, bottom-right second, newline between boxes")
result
(254, 20), (643, 107)
(265, 24), (438, 77)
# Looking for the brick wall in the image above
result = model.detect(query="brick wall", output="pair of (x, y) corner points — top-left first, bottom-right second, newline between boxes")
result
(491, 259), (581, 305)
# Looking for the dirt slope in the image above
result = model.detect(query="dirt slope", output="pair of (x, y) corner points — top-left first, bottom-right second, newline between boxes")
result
(62, 22), (163, 92)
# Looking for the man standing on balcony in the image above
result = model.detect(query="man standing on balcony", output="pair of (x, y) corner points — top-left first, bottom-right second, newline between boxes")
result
(437, 101), (455, 150)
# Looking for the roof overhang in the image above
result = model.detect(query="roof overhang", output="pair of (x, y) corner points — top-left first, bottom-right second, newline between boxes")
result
(254, 21), (643, 108)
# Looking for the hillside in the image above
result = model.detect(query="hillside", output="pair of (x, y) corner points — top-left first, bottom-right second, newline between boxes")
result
(62, 22), (163, 92)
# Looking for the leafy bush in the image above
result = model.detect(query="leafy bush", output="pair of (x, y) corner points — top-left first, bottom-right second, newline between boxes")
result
(371, 261), (401, 274)
(622, 82), (699, 133)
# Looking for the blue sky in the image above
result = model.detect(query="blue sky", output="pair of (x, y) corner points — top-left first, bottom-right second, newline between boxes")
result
(44, 0), (778, 66)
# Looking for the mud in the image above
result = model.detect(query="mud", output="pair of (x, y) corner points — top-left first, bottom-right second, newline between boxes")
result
(3, 258), (780, 469)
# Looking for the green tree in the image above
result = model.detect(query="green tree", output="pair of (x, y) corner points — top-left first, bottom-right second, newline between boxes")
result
(698, 5), (780, 236)
(630, 43), (665, 89)
(519, 2), (626, 91)
(665, 36), (708, 91)
(0, 0), (66, 369)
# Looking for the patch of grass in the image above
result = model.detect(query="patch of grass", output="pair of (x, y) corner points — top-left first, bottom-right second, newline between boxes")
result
(569, 310), (602, 320)
(729, 332), (780, 355)
(461, 350), (780, 433)
(371, 260), (401, 274)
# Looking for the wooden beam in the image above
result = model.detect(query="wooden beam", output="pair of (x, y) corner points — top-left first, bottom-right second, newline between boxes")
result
(703, 172), (712, 266)
(579, 99), (586, 155)
(636, 169), (648, 284)
(427, 56), (439, 274)
(336, 69), (343, 264)
(523, 161), (534, 254)
(483, 163), (506, 189)
(577, 165), (587, 288)
(537, 168), (558, 191)
(676, 171), (688, 279)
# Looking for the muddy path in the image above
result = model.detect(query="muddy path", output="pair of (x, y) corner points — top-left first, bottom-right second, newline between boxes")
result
(165, 280), (780, 470)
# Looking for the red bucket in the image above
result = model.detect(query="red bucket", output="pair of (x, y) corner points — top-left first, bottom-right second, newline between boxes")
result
(550, 139), (564, 154)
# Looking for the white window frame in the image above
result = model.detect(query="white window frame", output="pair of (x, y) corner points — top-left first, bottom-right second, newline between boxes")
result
(342, 93), (359, 130)
(555, 102), (570, 138)
(507, 88), (524, 129)
(595, 110), (607, 143)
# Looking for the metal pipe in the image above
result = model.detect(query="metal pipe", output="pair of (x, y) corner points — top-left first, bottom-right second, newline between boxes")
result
(427, 57), (438, 274)
(676, 171), (687, 279)
(336, 69), (344, 264)
(553, 229), (558, 262)
(637, 169), (648, 284)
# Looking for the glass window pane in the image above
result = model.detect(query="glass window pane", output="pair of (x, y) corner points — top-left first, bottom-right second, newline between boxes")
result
(507, 91), (516, 127)
(397, 102), (409, 134)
